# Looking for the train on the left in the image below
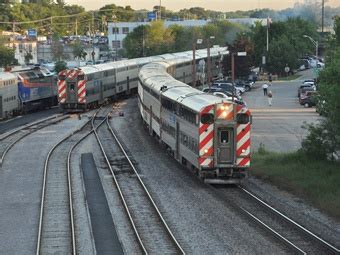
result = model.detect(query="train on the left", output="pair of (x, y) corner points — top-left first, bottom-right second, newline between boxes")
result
(0, 66), (57, 119)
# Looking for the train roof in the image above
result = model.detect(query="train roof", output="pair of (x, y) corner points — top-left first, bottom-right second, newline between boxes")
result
(64, 47), (228, 76)
(0, 72), (17, 80)
(139, 59), (233, 113)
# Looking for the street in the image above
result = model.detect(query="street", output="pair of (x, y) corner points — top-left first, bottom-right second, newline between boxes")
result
(243, 71), (321, 152)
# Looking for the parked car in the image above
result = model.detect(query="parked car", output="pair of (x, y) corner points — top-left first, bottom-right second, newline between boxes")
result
(298, 84), (316, 98)
(212, 81), (244, 95)
(212, 92), (246, 106)
(299, 91), (318, 107)
(233, 79), (255, 91)
(202, 87), (242, 100)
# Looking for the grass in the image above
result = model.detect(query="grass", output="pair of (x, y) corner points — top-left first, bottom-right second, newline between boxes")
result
(251, 146), (340, 219)
(276, 74), (302, 81)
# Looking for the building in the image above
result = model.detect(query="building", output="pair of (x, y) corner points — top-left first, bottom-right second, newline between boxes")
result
(6, 41), (38, 66)
(107, 18), (266, 51)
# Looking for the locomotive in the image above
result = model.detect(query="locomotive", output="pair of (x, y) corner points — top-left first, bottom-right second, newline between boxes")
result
(57, 48), (226, 111)
(138, 59), (252, 184)
(0, 66), (57, 119)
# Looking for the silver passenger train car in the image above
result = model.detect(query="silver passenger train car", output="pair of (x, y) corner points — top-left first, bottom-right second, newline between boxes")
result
(57, 48), (225, 111)
(138, 59), (252, 184)
(0, 72), (19, 119)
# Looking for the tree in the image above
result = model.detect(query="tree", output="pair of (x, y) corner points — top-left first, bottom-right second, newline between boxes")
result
(0, 45), (16, 68)
(51, 36), (64, 61)
(72, 40), (87, 60)
(301, 17), (340, 160)
(24, 51), (33, 65)
(54, 60), (67, 74)
(250, 17), (318, 74)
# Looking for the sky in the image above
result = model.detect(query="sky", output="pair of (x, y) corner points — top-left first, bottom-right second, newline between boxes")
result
(66, 0), (340, 11)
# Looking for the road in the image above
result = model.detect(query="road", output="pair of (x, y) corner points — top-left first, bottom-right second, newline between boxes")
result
(243, 70), (321, 152)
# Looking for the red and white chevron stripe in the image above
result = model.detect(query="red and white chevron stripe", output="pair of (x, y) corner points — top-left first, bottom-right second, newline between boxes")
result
(236, 105), (251, 167)
(57, 80), (66, 103)
(77, 79), (86, 103)
(198, 105), (214, 168)
(66, 69), (78, 80)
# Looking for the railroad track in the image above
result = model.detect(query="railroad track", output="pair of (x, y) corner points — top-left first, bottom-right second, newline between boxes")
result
(0, 114), (69, 166)
(216, 185), (340, 254)
(93, 110), (184, 254)
(36, 109), (106, 255)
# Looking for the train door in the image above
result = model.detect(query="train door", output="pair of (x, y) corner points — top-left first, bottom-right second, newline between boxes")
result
(0, 96), (2, 118)
(67, 82), (77, 103)
(216, 127), (234, 164)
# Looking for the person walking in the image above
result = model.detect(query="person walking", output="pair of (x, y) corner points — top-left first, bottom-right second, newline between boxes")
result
(267, 90), (273, 106)
(262, 83), (269, 96)
(268, 73), (273, 86)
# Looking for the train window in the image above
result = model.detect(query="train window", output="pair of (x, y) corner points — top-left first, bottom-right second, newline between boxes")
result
(201, 113), (214, 124)
(236, 113), (250, 124)
(70, 83), (75, 91)
(220, 131), (229, 144)
(78, 74), (85, 80)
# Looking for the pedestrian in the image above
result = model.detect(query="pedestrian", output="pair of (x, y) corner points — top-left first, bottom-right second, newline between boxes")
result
(268, 73), (272, 86)
(268, 90), (273, 106)
(262, 83), (269, 96)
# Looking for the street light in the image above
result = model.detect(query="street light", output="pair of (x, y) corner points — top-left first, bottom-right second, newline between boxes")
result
(303, 35), (318, 59)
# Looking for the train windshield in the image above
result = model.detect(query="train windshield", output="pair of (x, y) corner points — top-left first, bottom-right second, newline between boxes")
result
(201, 113), (214, 124)
(236, 113), (250, 124)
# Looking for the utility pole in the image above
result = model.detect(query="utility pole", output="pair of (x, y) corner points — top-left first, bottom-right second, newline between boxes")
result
(159, 0), (162, 20)
(75, 18), (78, 36)
(322, 0), (324, 34)
(207, 44), (211, 87)
(192, 42), (196, 87)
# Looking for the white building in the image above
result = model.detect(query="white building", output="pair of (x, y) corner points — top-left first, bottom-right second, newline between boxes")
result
(107, 18), (266, 51)
(6, 41), (38, 66)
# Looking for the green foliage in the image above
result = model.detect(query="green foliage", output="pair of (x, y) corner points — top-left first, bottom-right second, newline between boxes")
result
(0, 44), (16, 68)
(123, 20), (245, 59)
(24, 51), (33, 65)
(252, 151), (340, 218)
(301, 20), (340, 161)
(54, 60), (67, 73)
(250, 17), (318, 74)
(51, 36), (64, 61)
(72, 40), (87, 60)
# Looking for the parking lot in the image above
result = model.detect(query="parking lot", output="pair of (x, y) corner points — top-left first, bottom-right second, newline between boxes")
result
(242, 73), (322, 153)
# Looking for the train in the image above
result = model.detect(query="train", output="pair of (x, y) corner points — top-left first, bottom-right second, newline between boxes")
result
(57, 48), (225, 111)
(0, 66), (57, 119)
(57, 47), (251, 183)
(138, 59), (251, 184)
(0, 72), (18, 119)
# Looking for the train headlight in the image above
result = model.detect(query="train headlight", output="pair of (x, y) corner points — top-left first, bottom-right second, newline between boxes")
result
(242, 149), (246, 153)
(220, 105), (229, 111)
(204, 148), (209, 154)
(222, 111), (228, 118)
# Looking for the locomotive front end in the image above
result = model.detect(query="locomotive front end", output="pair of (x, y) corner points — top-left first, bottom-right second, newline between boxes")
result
(57, 69), (86, 111)
(199, 102), (251, 184)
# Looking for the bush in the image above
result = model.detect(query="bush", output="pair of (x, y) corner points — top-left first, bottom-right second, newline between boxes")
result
(301, 121), (338, 160)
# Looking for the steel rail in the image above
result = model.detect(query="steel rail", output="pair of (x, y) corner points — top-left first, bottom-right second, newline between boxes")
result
(239, 186), (340, 254)
(36, 111), (96, 255)
(106, 117), (185, 254)
(0, 115), (69, 166)
(241, 207), (306, 254)
(92, 112), (148, 254)
(0, 114), (64, 141)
